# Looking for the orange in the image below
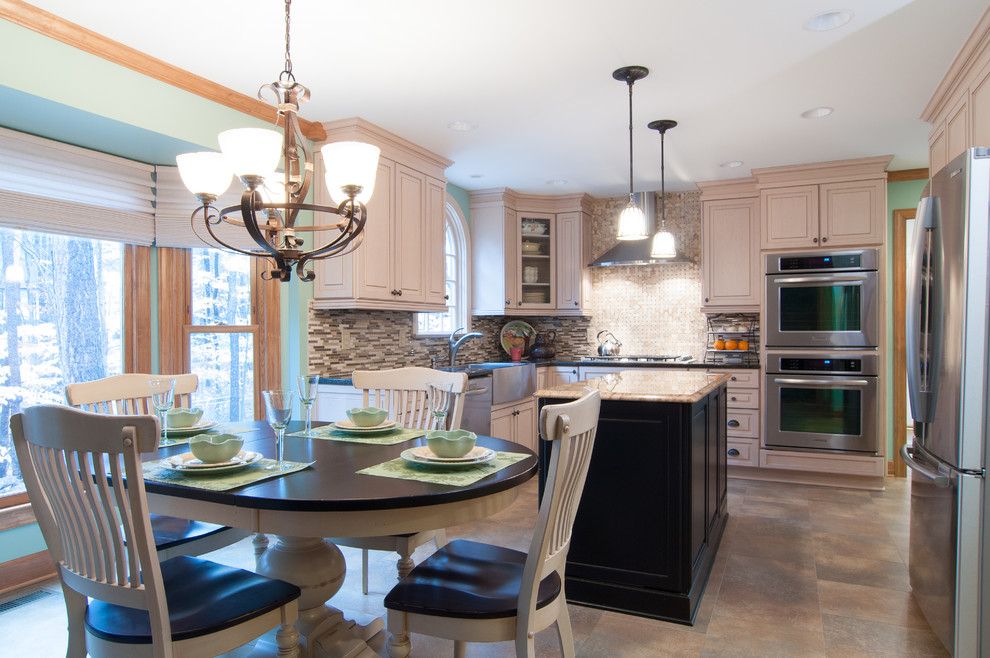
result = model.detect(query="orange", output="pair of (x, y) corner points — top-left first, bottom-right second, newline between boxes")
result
(725, 339), (739, 350)
(713, 338), (726, 350)
(738, 339), (749, 351)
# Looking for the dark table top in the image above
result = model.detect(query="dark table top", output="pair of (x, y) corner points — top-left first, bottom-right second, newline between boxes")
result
(145, 421), (538, 514)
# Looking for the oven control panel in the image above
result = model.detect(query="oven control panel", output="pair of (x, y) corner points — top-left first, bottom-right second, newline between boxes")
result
(766, 350), (879, 376)
(778, 254), (861, 271)
(780, 357), (862, 373)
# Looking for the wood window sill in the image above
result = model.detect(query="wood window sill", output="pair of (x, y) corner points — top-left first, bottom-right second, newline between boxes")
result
(0, 503), (37, 532)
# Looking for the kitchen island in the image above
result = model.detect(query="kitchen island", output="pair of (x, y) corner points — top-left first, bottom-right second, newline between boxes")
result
(536, 370), (730, 625)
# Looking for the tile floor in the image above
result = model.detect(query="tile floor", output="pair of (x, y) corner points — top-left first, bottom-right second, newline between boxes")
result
(0, 476), (948, 657)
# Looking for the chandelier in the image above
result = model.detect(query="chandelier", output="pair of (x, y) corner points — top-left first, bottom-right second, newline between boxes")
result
(175, 0), (380, 282)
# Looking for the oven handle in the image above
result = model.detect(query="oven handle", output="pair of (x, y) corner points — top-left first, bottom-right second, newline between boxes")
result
(772, 377), (871, 387)
(771, 274), (869, 285)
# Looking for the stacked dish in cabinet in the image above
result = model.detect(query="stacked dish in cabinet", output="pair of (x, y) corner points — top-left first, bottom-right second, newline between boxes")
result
(709, 368), (760, 467)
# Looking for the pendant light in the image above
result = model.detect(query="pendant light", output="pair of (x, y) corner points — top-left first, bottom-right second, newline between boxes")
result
(613, 66), (650, 241)
(648, 119), (678, 259)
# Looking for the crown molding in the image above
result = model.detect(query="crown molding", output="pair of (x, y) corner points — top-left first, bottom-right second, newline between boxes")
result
(468, 187), (594, 213)
(321, 117), (452, 180)
(695, 176), (759, 201)
(753, 155), (893, 188)
(922, 6), (990, 122)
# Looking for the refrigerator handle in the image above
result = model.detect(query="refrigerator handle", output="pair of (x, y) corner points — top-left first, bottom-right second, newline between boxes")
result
(900, 445), (950, 487)
(907, 196), (940, 424)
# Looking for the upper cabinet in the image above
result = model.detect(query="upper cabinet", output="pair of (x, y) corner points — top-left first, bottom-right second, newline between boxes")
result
(311, 118), (450, 312)
(753, 157), (891, 251)
(923, 8), (990, 172)
(697, 178), (761, 310)
(471, 189), (592, 316)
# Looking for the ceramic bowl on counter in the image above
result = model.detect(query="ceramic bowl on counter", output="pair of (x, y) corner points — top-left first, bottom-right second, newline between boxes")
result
(189, 433), (244, 463)
(166, 407), (204, 428)
(426, 430), (477, 458)
(346, 407), (389, 427)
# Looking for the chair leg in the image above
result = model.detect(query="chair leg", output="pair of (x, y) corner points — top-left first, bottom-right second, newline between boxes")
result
(556, 604), (576, 658)
(386, 609), (411, 658)
(253, 533), (269, 560)
(275, 612), (300, 658)
(396, 546), (415, 580)
(362, 548), (369, 595)
(434, 527), (448, 549)
(514, 634), (536, 658)
(61, 583), (87, 658)
(454, 640), (467, 658)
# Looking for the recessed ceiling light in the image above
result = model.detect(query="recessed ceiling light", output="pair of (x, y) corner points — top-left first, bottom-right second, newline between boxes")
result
(804, 10), (853, 31)
(447, 121), (478, 132)
(469, 174), (484, 179)
(720, 160), (744, 169)
(801, 106), (834, 119)
(546, 179), (568, 186)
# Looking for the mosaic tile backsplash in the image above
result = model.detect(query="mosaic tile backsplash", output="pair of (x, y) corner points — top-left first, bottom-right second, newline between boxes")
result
(308, 190), (712, 374)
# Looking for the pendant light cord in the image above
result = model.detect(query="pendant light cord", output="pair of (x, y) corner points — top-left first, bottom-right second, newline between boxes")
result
(660, 131), (666, 228)
(627, 80), (634, 201)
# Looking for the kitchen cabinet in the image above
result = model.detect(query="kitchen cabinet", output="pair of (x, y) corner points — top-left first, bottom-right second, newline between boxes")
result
(709, 368), (760, 469)
(700, 194), (760, 309)
(759, 180), (884, 249)
(760, 185), (819, 249)
(313, 384), (364, 422)
(311, 118), (450, 312)
(471, 189), (593, 316)
(491, 398), (537, 451)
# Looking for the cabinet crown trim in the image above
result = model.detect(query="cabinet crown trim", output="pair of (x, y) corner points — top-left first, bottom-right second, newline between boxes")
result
(469, 187), (594, 213)
(922, 6), (990, 122)
(753, 155), (893, 188)
(696, 177), (759, 201)
(320, 117), (452, 179)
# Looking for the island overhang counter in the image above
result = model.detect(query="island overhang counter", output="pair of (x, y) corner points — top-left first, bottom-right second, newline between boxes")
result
(536, 369), (730, 625)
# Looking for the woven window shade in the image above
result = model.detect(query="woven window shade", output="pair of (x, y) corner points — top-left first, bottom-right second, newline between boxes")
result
(0, 127), (155, 244)
(154, 165), (265, 252)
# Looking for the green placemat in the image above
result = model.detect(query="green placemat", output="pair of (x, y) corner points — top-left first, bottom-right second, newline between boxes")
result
(142, 458), (313, 492)
(287, 425), (425, 446)
(158, 422), (259, 448)
(357, 451), (531, 487)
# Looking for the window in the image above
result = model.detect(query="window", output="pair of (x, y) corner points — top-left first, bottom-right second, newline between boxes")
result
(0, 228), (123, 504)
(417, 199), (470, 336)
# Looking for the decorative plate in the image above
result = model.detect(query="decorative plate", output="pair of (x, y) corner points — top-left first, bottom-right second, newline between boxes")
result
(163, 420), (219, 436)
(499, 320), (536, 356)
(330, 421), (399, 435)
(400, 447), (497, 469)
(405, 445), (495, 463)
(164, 450), (262, 474)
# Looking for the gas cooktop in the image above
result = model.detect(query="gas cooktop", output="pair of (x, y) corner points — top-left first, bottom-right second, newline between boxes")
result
(583, 355), (695, 364)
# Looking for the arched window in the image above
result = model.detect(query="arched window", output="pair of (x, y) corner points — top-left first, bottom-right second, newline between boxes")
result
(416, 196), (470, 336)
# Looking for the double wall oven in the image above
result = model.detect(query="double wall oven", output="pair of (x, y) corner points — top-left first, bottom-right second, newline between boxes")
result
(764, 249), (880, 454)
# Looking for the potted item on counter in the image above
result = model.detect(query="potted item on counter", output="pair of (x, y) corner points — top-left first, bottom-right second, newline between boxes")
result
(530, 330), (557, 360)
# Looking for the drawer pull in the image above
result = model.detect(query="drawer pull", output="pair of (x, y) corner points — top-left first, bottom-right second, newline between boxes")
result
(730, 396), (737, 401)
(727, 419), (740, 428)
(730, 376), (737, 381)
(727, 448), (740, 457)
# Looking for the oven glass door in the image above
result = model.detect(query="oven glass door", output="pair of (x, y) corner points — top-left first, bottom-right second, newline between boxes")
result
(766, 375), (878, 453)
(766, 272), (878, 347)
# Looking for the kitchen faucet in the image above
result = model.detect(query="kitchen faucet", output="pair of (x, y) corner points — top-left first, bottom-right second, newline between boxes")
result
(448, 327), (484, 366)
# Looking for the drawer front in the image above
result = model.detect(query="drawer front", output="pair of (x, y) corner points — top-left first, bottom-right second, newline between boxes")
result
(726, 388), (758, 409)
(726, 408), (759, 438)
(720, 369), (759, 388)
(727, 438), (759, 467)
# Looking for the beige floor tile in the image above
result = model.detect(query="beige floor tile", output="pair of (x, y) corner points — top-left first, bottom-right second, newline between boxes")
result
(821, 613), (949, 657)
(714, 554), (823, 631)
(815, 553), (911, 592)
(817, 580), (931, 629)
(702, 609), (826, 657)
(813, 530), (904, 564)
(580, 608), (707, 657)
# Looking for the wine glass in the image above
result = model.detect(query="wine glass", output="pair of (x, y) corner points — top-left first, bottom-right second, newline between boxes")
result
(263, 390), (295, 471)
(149, 377), (176, 444)
(297, 375), (320, 436)
(427, 383), (452, 431)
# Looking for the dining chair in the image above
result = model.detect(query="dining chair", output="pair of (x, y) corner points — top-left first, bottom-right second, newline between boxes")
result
(384, 389), (601, 658)
(333, 366), (469, 594)
(65, 373), (249, 560)
(10, 404), (301, 658)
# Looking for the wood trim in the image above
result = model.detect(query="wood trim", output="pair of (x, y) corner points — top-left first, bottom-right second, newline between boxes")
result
(252, 259), (282, 418)
(0, 492), (29, 511)
(696, 176), (760, 201)
(0, 503), (36, 531)
(923, 6), (990, 121)
(185, 324), (260, 334)
(892, 208), (916, 478)
(123, 245), (152, 373)
(0, 550), (56, 596)
(156, 247), (191, 375)
(888, 168), (930, 183)
(0, 0), (326, 142)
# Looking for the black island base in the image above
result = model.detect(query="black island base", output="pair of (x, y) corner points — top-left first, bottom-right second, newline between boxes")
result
(537, 372), (728, 625)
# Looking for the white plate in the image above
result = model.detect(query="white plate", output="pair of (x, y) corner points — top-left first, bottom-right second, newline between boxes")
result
(333, 418), (397, 432)
(164, 420), (219, 436)
(330, 421), (398, 435)
(401, 446), (496, 468)
(164, 451), (262, 474)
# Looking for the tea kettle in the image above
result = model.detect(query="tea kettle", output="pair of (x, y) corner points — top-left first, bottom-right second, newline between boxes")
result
(596, 330), (622, 357)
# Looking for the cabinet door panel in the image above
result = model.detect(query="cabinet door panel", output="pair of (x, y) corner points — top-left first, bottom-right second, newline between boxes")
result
(946, 95), (970, 163)
(356, 159), (395, 300)
(761, 186), (819, 249)
(929, 128), (948, 175)
(514, 400), (537, 452)
(503, 209), (517, 309)
(555, 211), (582, 311)
(395, 165), (426, 303)
(971, 68), (990, 151)
(424, 179), (446, 305)
(490, 407), (514, 442)
(703, 198), (759, 307)
(516, 213), (556, 311)
(820, 179), (884, 247)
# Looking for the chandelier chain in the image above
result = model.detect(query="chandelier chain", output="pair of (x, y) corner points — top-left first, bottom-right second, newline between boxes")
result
(282, 0), (294, 82)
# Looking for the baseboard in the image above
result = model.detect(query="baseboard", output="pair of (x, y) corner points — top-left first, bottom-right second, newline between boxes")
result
(0, 551), (56, 596)
(728, 465), (885, 491)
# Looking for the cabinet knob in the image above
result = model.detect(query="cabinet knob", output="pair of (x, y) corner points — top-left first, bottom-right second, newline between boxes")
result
(704, 297), (709, 303)
(444, 294), (449, 301)
(571, 370), (577, 375)
(574, 301), (579, 306)
(730, 376), (737, 381)
(727, 448), (740, 457)
(821, 236), (828, 243)
(812, 237), (819, 244)
(518, 301), (523, 306)
(730, 396), (737, 401)
(397, 290), (403, 296)
(505, 299), (511, 305)
(727, 419), (740, 428)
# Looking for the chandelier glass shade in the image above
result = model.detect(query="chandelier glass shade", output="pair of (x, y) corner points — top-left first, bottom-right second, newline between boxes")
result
(176, 0), (380, 282)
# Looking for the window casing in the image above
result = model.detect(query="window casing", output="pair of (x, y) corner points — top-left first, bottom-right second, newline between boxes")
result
(417, 199), (470, 336)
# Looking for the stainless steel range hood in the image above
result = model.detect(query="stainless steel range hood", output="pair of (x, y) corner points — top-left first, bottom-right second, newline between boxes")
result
(590, 192), (684, 267)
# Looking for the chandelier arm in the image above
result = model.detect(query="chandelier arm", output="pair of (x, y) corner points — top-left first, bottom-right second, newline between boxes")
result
(297, 202), (366, 261)
(239, 188), (285, 260)
(283, 112), (312, 230)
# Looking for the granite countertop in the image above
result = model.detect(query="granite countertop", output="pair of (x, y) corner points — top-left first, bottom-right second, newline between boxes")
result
(536, 370), (732, 404)
(536, 357), (758, 370)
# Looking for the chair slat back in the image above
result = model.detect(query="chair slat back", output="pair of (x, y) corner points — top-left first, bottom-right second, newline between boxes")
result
(65, 373), (198, 415)
(517, 390), (600, 634)
(10, 405), (169, 643)
(352, 367), (469, 430)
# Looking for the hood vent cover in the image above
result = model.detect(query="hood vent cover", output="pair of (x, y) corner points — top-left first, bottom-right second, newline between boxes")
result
(590, 193), (685, 266)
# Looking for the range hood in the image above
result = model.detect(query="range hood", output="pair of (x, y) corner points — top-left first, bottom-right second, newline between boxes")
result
(590, 192), (684, 267)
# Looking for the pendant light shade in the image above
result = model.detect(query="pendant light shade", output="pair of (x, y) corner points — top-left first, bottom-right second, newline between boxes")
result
(650, 229), (677, 259)
(176, 152), (233, 198)
(321, 141), (381, 204)
(647, 119), (678, 259)
(613, 66), (649, 241)
(617, 202), (649, 240)
(217, 128), (284, 179)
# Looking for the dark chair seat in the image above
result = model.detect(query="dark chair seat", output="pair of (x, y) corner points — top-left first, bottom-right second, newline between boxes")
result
(149, 514), (231, 552)
(85, 555), (300, 644)
(384, 539), (561, 620)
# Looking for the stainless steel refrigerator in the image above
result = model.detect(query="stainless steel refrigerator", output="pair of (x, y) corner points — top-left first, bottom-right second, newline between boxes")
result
(903, 147), (990, 656)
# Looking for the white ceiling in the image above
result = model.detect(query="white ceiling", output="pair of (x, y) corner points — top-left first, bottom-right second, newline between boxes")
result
(27, 0), (989, 195)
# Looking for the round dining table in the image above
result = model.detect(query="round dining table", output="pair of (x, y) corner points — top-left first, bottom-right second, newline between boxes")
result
(143, 421), (538, 658)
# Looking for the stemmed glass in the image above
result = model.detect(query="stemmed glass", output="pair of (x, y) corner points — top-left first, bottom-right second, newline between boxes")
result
(149, 377), (176, 444)
(297, 375), (320, 436)
(427, 383), (452, 431)
(263, 390), (295, 471)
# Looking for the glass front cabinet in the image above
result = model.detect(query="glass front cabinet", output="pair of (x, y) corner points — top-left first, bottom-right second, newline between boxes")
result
(515, 213), (556, 311)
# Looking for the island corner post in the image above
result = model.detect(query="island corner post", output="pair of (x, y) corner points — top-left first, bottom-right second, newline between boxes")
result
(536, 371), (729, 625)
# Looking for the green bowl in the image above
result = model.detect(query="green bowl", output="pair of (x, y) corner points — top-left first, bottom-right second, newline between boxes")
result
(188, 434), (244, 463)
(166, 407), (204, 428)
(426, 430), (477, 458)
(346, 407), (389, 427)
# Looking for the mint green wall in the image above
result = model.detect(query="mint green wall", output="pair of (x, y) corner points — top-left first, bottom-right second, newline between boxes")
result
(446, 183), (471, 225)
(0, 524), (46, 563)
(885, 179), (928, 459)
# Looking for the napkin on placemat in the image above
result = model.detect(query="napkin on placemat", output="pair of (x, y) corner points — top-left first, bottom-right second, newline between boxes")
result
(357, 451), (531, 487)
(142, 458), (313, 492)
(287, 425), (425, 446)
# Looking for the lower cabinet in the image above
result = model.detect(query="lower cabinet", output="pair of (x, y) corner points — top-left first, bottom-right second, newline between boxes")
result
(314, 384), (364, 422)
(491, 398), (537, 452)
(709, 368), (761, 469)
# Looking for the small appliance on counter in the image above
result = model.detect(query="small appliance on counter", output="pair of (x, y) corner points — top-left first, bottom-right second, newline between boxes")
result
(596, 330), (622, 356)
